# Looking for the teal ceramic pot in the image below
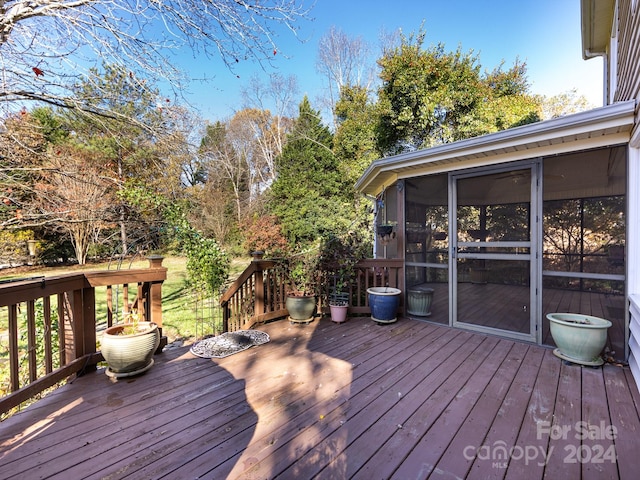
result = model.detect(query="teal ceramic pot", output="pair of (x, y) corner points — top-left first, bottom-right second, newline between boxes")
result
(547, 313), (612, 366)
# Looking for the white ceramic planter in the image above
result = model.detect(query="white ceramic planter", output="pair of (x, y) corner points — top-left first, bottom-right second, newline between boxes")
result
(547, 313), (611, 366)
(101, 322), (160, 377)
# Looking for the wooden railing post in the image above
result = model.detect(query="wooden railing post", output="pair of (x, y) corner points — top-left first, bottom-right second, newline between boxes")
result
(253, 252), (265, 320)
(70, 288), (85, 359)
(8, 304), (19, 392)
(79, 286), (98, 374)
(147, 255), (167, 352)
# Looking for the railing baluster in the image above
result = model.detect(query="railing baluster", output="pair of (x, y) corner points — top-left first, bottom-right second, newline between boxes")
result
(123, 283), (129, 314)
(57, 293), (67, 367)
(106, 285), (113, 327)
(8, 304), (19, 392)
(27, 300), (37, 383)
(44, 296), (53, 374)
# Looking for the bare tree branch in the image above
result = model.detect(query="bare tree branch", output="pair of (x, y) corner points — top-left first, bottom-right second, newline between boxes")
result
(1, 0), (311, 119)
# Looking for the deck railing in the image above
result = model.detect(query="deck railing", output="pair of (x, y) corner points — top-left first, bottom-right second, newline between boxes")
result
(220, 256), (404, 330)
(219, 256), (290, 332)
(325, 258), (404, 314)
(1, 255), (402, 414)
(0, 256), (167, 416)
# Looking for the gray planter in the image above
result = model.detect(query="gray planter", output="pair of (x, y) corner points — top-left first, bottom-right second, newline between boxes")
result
(407, 286), (434, 317)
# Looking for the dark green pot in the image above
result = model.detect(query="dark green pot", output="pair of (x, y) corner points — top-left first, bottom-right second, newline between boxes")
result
(286, 294), (317, 322)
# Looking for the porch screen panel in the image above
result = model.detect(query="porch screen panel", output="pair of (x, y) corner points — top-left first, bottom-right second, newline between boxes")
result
(542, 146), (626, 361)
(405, 174), (449, 324)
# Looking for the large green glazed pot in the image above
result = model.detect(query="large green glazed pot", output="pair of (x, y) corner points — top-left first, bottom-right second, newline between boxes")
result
(286, 294), (317, 323)
(101, 321), (160, 377)
(547, 313), (612, 366)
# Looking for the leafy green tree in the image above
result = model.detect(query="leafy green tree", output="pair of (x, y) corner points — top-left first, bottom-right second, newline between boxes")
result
(269, 96), (352, 249)
(120, 185), (229, 295)
(333, 85), (381, 184)
(376, 30), (541, 155)
(330, 85), (377, 253)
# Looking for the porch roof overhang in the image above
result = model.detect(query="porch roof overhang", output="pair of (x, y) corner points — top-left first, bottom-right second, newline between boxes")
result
(580, 0), (615, 59)
(355, 100), (636, 197)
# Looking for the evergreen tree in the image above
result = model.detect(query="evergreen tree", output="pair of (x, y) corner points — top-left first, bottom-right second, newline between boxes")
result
(333, 85), (381, 183)
(269, 97), (351, 249)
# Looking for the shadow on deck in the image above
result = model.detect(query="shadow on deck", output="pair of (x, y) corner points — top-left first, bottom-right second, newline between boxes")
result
(1, 316), (639, 479)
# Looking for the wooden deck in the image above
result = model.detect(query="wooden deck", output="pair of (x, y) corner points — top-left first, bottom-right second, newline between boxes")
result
(1, 316), (639, 479)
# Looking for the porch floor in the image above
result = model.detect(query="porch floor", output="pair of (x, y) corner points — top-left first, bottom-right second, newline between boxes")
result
(1, 316), (639, 479)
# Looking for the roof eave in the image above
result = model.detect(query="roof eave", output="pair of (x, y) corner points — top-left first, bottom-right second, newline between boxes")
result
(356, 100), (636, 197)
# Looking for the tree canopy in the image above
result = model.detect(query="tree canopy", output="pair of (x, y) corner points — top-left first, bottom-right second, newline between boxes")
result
(0, 22), (593, 267)
(376, 29), (541, 155)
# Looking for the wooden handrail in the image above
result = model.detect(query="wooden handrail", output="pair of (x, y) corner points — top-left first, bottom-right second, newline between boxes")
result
(0, 257), (167, 416)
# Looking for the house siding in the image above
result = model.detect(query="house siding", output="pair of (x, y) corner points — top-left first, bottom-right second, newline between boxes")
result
(614, 0), (640, 102)
(630, 295), (640, 385)
(614, 0), (640, 391)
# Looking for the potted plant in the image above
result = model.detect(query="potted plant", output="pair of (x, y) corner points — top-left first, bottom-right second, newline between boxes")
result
(547, 313), (612, 366)
(376, 223), (396, 245)
(319, 236), (354, 323)
(101, 309), (160, 378)
(285, 249), (320, 324)
(319, 232), (369, 323)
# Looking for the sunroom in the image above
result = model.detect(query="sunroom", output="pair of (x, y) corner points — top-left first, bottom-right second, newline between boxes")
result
(357, 100), (636, 362)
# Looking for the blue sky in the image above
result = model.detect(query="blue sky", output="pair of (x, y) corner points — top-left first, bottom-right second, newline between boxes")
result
(178, 0), (603, 122)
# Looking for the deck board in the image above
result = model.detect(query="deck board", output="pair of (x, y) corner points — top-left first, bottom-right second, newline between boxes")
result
(1, 316), (639, 479)
(466, 345), (546, 479)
